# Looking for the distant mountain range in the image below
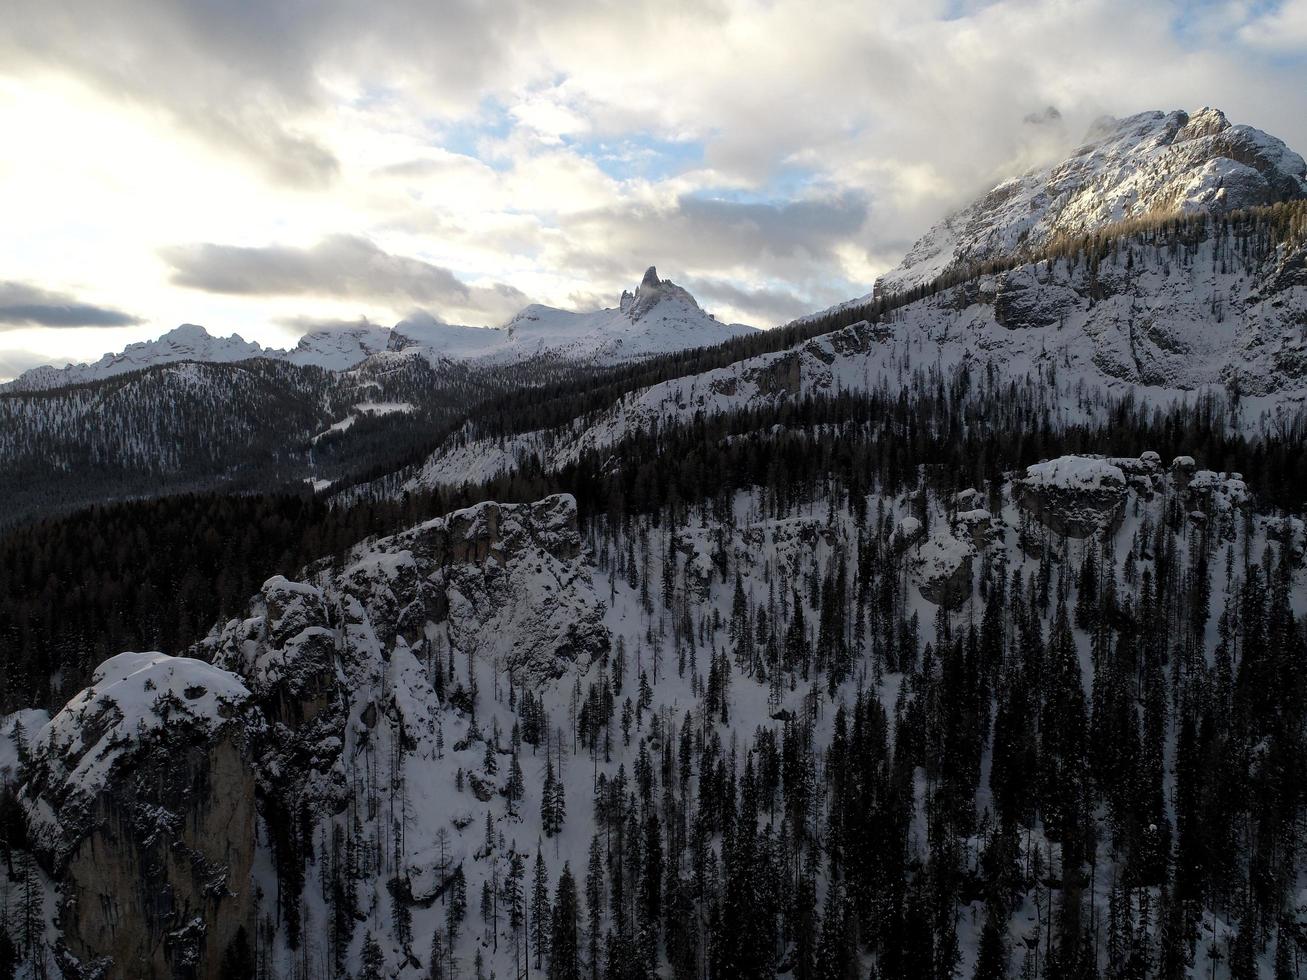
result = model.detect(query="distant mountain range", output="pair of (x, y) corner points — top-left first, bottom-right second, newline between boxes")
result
(2, 267), (756, 391)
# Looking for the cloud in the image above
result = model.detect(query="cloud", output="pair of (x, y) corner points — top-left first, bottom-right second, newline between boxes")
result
(0, 348), (59, 381)
(0, 281), (141, 328)
(553, 191), (871, 287)
(274, 314), (385, 334)
(161, 235), (530, 322)
(681, 277), (826, 326)
(5, 0), (1307, 366)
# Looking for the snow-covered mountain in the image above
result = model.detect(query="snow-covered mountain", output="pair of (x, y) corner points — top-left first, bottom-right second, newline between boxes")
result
(4, 268), (756, 392)
(9, 450), (1305, 978)
(879, 107), (1307, 296)
(385, 266), (757, 365)
(404, 202), (1307, 493)
(282, 323), (393, 370)
(3, 323), (267, 392)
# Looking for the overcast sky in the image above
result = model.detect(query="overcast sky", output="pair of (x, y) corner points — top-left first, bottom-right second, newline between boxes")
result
(1, 0), (1305, 378)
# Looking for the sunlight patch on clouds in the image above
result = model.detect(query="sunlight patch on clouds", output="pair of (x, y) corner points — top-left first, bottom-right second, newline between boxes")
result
(1, 0), (1306, 364)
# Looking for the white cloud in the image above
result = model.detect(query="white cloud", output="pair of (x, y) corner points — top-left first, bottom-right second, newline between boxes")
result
(1238, 0), (1307, 50)
(0, 0), (1304, 363)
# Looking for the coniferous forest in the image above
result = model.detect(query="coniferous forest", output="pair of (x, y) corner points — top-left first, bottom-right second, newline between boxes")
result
(0, 112), (1306, 980)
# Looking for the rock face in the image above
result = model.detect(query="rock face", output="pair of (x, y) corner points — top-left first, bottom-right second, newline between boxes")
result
(1015, 456), (1130, 538)
(881, 107), (1307, 295)
(20, 495), (608, 978)
(910, 530), (976, 607)
(20, 653), (257, 980)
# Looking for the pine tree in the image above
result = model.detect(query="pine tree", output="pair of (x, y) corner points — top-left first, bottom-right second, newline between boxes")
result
(550, 863), (582, 980)
(508, 751), (526, 818)
(533, 848), (552, 970)
(361, 932), (385, 980)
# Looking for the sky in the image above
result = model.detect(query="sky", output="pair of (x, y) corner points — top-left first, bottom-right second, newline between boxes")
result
(1, 0), (1306, 380)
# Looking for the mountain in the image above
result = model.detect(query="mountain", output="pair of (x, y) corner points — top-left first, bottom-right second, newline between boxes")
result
(879, 107), (1307, 296)
(282, 322), (393, 370)
(500, 266), (757, 362)
(8, 444), (1304, 978)
(385, 266), (757, 365)
(5, 105), (1307, 980)
(0, 354), (505, 526)
(4, 268), (755, 392)
(3, 323), (267, 392)
(404, 201), (1307, 494)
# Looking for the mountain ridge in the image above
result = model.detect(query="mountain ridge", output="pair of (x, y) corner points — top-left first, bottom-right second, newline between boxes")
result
(876, 106), (1307, 297)
(3, 267), (757, 391)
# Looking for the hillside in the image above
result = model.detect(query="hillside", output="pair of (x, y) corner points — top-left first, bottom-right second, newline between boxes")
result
(403, 204), (1307, 497)
(6, 444), (1306, 979)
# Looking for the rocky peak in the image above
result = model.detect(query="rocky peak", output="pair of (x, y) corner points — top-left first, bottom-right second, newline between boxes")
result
(1176, 106), (1231, 141)
(880, 107), (1307, 296)
(625, 265), (702, 322)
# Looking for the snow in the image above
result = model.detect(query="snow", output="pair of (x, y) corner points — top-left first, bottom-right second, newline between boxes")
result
(30, 651), (251, 802)
(914, 529), (975, 573)
(879, 106), (1307, 295)
(354, 400), (414, 415)
(1021, 455), (1127, 490)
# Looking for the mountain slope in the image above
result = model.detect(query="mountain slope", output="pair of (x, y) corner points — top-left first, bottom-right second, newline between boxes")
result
(880, 107), (1307, 296)
(11, 451), (1307, 978)
(406, 204), (1307, 493)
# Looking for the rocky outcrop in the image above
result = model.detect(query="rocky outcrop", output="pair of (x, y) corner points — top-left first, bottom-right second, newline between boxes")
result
(910, 530), (976, 607)
(1185, 470), (1250, 514)
(21, 653), (257, 980)
(1015, 456), (1130, 538)
(994, 267), (1082, 330)
(23, 494), (609, 978)
(881, 107), (1307, 295)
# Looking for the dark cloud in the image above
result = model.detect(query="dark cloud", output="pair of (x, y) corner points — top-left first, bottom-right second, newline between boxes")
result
(274, 314), (383, 333)
(680, 277), (829, 326)
(557, 191), (870, 285)
(162, 235), (529, 322)
(0, 281), (141, 328)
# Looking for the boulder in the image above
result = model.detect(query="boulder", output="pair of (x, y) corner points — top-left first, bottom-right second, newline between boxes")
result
(911, 531), (976, 607)
(21, 653), (257, 980)
(1015, 455), (1129, 538)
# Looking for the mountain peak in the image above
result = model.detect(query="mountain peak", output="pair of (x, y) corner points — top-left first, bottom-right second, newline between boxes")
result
(163, 323), (215, 343)
(627, 265), (700, 322)
(1177, 106), (1230, 141)
(879, 106), (1307, 296)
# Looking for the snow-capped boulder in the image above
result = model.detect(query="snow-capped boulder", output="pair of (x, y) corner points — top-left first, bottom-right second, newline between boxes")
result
(1015, 456), (1129, 538)
(21, 653), (258, 980)
(1185, 470), (1250, 514)
(892, 516), (925, 554)
(910, 530), (976, 607)
(952, 508), (995, 549)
